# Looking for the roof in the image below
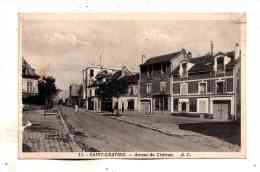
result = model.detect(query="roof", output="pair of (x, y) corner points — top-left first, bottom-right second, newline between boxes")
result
(127, 73), (139, 84)
(140, 50), (183, 66)
(189, 54), (214, 73)
(172, 51), (239, 75)
(22, 58), (40, 79)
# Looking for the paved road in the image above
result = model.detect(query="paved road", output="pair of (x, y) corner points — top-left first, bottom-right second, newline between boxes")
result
(60, 106), (220, 152)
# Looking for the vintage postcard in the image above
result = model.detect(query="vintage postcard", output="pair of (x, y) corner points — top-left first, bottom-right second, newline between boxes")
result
(18, 12), (246, 159)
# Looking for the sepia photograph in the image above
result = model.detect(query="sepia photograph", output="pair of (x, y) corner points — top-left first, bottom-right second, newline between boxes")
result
(18, 13), (246, 159)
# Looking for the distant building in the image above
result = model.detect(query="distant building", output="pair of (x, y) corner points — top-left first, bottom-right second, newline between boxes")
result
(68, 84), (82, 106)
(22, 58), (40, 99)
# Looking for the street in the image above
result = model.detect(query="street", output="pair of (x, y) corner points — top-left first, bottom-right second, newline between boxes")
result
(60, 106), (239, 152)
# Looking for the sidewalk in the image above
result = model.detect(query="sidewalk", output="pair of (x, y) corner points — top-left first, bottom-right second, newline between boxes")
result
(86, 109), (240, 152)
(22, 109), (81, 152)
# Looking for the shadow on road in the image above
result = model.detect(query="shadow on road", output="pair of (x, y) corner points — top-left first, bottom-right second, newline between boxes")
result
(102, 113), (122, 117)
(179, 121), (241, 145)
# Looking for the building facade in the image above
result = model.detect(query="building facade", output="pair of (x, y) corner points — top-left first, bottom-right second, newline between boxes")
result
(82, 65), (118, 111)
(68, 84), (82, 106)
(139, 49), (190, 114)
(22, 58), (40, 99)
(112, 72), (140, 113)
(172, 45), (241, 120)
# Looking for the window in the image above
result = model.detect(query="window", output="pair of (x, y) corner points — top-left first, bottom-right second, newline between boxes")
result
(90, 69), (94, 77)
(160, 81), (167, 93)
(134, 86), (138, 95)
(146, 83), (152, 95)
(217, 57), (224, 73)
(147, 66), (152, 78)
(216, 81), (225, 94)
(161, 64), (166, 74)
(180, 83), (188, 95)
(182, 62), (188, 78)
(129, 86), (134, 95)
(199, 82), (207, 94)
(27, 81), (32, 93)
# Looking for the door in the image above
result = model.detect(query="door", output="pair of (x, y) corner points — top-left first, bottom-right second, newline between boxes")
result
(141, 101), (151, 114)
(199, 100), (207, 113)
(181, 102), (187, 112)
(213, 100), (230, 120)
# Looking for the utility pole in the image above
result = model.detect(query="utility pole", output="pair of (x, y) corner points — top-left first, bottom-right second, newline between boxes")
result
(209, 41), (214, 116)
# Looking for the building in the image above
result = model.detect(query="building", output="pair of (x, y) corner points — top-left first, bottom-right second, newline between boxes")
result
(139, 49), (190, 114)
(112, 67), (140, 113)
(172, 44), (241, 120)
(82, 65), (118, 111)
(22, 58), (40, 99)
(68, 84), (82, 106)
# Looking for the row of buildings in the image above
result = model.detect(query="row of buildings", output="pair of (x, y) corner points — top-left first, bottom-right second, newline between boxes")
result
(22, 58), (40, 100)
(80, 43), (241, 121)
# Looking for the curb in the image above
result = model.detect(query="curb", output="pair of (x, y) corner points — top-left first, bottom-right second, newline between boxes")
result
(88, 111), (187, 138)
(111, 116), (185, 138)
(57, 108), (82, 152)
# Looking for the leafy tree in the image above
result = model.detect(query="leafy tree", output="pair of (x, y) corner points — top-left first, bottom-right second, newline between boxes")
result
(38, 76), (60, 109)
(95, 70), (128, 115)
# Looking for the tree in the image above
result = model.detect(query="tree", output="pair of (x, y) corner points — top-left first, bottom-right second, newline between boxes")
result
(38, 76), (60, 109)
(95, 70), (128, 115)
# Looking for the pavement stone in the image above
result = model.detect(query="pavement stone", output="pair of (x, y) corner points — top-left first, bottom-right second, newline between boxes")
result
(22, 109), (81, 152)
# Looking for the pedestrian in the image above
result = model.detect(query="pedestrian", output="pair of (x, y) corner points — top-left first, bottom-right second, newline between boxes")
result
(122, 103), (124, 113)
(75, 104), (79, 113)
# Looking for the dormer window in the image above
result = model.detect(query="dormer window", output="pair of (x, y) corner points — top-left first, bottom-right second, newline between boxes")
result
(216, 57), (224, 73)
(90, 69), (94, 77)
(181, 62), (188, 78)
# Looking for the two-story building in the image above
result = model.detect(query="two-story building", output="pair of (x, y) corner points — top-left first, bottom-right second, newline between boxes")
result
(22, 58), (40, 100)
(139, 49), (190, 114)
(82, 65), (118, 111)
(112, 70), (140, 113)
(172, 44), (241, 120)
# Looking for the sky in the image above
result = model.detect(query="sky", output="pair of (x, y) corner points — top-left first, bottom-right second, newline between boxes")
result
(21, 13), (244, 97)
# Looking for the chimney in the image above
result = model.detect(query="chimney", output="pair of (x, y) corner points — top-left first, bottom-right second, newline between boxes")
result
(141, 54), (146, 64)
(210, 41), (214, 56)
(235, 43), (241, 60)
(121, 66), (128, 77)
